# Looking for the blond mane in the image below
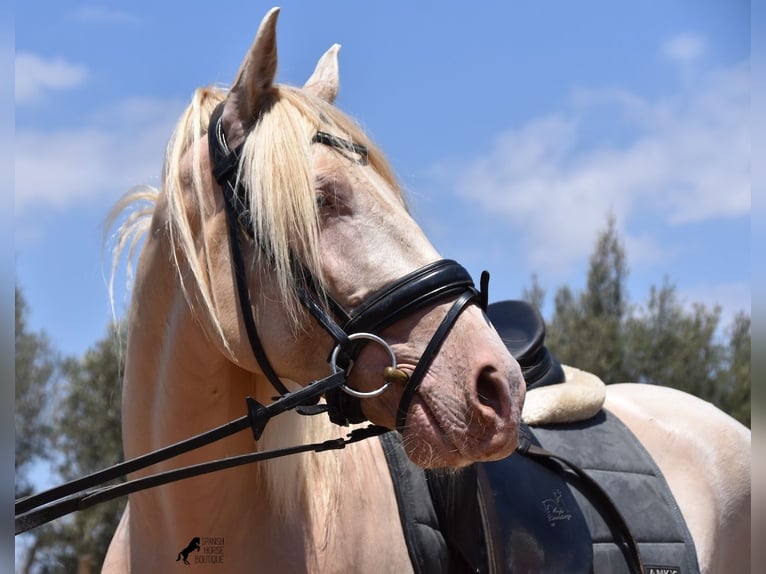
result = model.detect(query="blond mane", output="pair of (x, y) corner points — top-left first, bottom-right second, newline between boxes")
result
(108, 81), (403, 521)
(111, 83), (402, 350)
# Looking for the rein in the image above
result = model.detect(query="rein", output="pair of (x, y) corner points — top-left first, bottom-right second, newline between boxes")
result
(15, 376), (386, 534)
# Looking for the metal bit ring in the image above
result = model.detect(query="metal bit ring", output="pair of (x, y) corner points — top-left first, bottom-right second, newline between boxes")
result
(330, 332), (396, 399)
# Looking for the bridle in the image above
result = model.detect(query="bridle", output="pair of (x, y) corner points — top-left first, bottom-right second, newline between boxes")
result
(208, 102), (490, 430)
(14, 101), (491, 533)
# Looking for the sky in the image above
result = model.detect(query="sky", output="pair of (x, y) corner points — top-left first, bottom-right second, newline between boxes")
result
(14, 0), (751, 360)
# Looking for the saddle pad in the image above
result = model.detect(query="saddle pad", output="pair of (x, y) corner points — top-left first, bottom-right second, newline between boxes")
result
(522, 365), (606, 425)
(379, 431), (453, 573)
(381, 409), (700, 574)
(529, 409), (700, 574)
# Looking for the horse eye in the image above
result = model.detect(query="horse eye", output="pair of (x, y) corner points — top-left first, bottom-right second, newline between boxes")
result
(316, 190), (332, 209)
(315, 177), (352, 216)
(315, 180), (337, 210)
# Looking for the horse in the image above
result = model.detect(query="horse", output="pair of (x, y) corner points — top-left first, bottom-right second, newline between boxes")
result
(101, 7), (750, 573)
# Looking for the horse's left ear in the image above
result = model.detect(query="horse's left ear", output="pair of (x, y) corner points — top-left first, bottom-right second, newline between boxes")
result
(226, 7), (280, 136)
(304, 44), (340, 103)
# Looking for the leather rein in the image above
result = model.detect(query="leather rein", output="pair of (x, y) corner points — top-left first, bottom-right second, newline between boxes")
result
(15, 103), (489, 534)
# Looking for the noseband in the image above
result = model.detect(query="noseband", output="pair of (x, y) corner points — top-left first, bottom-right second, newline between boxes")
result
(208, 103), (489, 430)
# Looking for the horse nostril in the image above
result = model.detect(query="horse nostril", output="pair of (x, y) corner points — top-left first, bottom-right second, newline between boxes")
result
(476, 367), (505, 418)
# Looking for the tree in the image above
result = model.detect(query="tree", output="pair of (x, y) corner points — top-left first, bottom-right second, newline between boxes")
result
(623, 279), (724, 399)
(546, 214), (630, 383)
(38, 323), (126, 571)
(719, 312), (750, 426)
(521, 273), (546, 311)
(54, 323), (126, 570)
(17, 321), (126, 573)
(15, 286), (61, 572)
(15, 287), (58, 498)
(527, 215), (750, 426)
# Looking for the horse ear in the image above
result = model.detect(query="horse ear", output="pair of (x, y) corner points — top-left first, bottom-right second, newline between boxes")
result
(228, 7), (280, 129)
(304, 44), (341, 103)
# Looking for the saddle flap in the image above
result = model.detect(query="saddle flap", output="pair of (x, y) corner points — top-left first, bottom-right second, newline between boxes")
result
(479, 428), (594, 573)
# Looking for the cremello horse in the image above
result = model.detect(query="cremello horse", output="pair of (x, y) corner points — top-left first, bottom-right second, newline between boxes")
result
(103, 8), (750, 573)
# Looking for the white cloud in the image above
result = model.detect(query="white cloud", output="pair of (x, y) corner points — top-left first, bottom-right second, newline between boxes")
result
(15, 97), (184, 214)
(435, 61), (749, 274)
(71, 6), (138, 25)
(662, 33), (706, 64)
(15, 52), (88, 105)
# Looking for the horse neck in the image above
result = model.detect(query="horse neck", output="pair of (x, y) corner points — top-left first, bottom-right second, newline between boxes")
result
(121, 229), (247, 449)
(121, 223), (357, 560)
(114, 201), (414, 570)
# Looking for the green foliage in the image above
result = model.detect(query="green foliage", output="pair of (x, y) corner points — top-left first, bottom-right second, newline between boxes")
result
(525, 216), (750, 427)
(521, 273), (546, 311)
(51, 324), (127, 569)
(623, 280), (724, 398)
(57, 325), (125, 482)
(15, 288), (126, 573)
(546, 215), (631, 384)
(719, 312), (751, 426)
(583, 213), (628, 320)
(15, 287), (58, 499)
(15, 286), (67, 573)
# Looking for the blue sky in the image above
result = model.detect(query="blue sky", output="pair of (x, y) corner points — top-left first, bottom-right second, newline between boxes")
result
(15, 1), (750, 359)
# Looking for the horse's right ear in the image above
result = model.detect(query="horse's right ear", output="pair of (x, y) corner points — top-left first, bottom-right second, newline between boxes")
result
(226, 7), (280, 136)
(304, 44), (341, 103)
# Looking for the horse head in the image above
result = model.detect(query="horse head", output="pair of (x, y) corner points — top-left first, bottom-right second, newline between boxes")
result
(158, 7), (525, 468)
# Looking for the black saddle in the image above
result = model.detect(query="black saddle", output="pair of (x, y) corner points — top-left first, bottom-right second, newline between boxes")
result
(487, 300), (564, 389)
(381, 300), (699, 574)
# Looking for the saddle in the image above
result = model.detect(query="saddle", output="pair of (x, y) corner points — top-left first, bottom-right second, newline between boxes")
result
(381, 300), (699, 574)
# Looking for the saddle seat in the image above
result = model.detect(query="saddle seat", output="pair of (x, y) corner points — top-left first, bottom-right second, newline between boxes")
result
(488, 300), (606, 426)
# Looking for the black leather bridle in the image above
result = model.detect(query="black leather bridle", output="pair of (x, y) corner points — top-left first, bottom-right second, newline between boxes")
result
(208, 102), (490, 430)
(14, 102), (492, 534)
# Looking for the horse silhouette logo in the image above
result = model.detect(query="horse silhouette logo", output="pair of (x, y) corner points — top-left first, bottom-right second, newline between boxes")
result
(176, 537), (201, 565)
